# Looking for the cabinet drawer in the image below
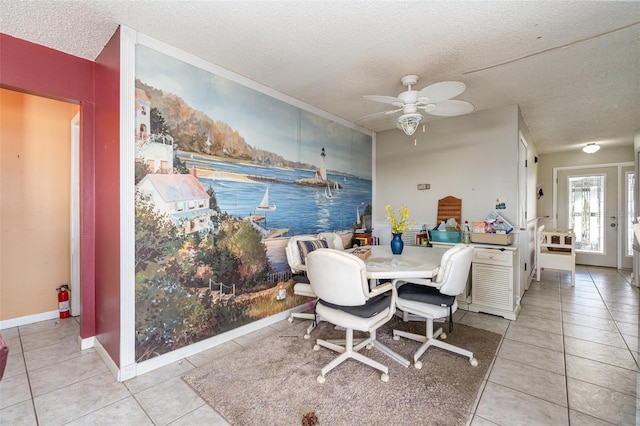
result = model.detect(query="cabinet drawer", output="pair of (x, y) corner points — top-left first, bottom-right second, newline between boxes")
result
(473, 248), (513, 267)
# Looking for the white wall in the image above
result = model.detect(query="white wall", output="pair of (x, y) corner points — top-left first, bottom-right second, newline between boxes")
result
(537, 145), (634, 221)
(375, 105), (521, 230)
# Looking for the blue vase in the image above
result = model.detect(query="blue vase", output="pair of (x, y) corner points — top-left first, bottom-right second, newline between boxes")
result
(390, 233), (404, 255)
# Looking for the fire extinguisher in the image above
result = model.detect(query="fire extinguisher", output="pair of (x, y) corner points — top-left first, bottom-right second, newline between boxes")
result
(56, 285), (70, 319)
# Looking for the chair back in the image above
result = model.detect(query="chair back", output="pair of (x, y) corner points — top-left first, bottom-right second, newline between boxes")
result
(434, 244), (465, 284)
(317, 232), (345, 250)
(307, 249), (369, 306)
(285, 235), (318, 273)
(436, 245), (473, 296)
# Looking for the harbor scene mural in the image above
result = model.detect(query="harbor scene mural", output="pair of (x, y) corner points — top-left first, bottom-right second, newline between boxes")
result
(134, 45), (372, 361)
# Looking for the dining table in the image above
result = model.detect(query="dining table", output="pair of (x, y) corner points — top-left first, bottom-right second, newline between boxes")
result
(353, 245), (449, 281)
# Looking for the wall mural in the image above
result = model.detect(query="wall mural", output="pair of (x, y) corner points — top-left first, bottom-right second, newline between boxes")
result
(134, 45), (373, 361)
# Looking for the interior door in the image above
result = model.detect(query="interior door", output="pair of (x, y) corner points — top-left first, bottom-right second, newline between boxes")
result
(557, 166), (631, 267)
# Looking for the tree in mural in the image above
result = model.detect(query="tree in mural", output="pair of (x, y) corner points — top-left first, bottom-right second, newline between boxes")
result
(135, 195), (180, 273)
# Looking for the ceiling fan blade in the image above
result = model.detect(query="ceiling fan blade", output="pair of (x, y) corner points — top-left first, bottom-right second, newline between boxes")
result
(417, 81), (466, 104)
(354, 108), (402, 122)
(364, 95), (403, 107)
(427, 100), (475, 117)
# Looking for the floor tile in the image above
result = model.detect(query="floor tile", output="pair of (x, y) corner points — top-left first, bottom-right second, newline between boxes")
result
(606, 300), (640, 314)
(0, 399), (37, 426)
(498, 339), (564, 375)
(18, 317), (78, 337)
(569, 410), (616, 426)
(23, 339), (88, 372)
(470, 415), (500, 425)
(563, 322), (627, 349)
(567, 377), (637, 425)
(561, 303), (612, 319)
(3, 350), (26, 379)
(458, 312), (510, 335)
(562, 310), (616, 332)
(610, 310), (639, 324)
(168, 404), (229, 425)
(475, 382), (568, 426)
(512, 312), (562, 335)
(517, 303), (562, 321)
(0, 372), (32, 410)
(564, 336), (638, 370)
(232, 325), (279, 347)
(34, 372), (130, 426)
(135, 376), (205, 425)
(504, 324), (563, 352)
(488, 357), (567, 406)
(65, 395), (153, 425)
(29, 351), (109, 397)
(565, 354), (636, 396)
(616, 320), (639, 337)
(125, 359), (195, 394)
(20, 326), (78, 353)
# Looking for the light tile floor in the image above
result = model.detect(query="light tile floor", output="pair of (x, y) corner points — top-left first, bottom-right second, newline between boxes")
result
(1, 265), (638, 425)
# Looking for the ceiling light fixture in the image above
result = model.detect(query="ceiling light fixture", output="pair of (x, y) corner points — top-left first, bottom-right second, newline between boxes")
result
(582, 143), (600, 154)
(397, 113), (422, 136)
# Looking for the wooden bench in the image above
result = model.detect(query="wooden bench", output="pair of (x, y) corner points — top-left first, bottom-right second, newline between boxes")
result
(536, 225), (575, 286)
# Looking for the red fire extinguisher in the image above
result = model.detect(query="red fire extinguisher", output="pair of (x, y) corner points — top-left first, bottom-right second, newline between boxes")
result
(57, 285), (70, 319)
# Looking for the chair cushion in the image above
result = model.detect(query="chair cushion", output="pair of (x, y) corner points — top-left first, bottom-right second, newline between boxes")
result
(318, 293), (389, 318)
(297, 239), (328, 264)
(398, 283), (455, 307)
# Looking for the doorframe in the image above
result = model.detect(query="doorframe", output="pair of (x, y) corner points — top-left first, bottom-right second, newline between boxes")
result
(71, 113), (81, 316)
(553, 161), (634, 269)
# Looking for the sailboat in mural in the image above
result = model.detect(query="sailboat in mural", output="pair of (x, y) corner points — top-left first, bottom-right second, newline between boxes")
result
(356, 206), (361, 226)
(256, 186), (276, 211)
(325, 183), (333, 199)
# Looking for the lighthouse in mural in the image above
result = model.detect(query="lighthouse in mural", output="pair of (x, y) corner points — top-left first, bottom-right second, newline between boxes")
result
(318, 147), (327, 181)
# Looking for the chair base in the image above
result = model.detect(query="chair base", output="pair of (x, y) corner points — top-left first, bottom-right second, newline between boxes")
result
(393, 319), (477, 369)
(288, 312), (317, 339)
(314, 328), (400, 382)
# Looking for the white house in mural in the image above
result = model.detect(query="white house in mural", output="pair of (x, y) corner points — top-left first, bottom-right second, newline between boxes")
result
(137, 173), (213, 234)
(135, 88), (174, 173)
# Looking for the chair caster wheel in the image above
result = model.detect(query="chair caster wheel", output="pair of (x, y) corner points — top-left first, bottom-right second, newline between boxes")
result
(470, 358), (478, 367)
(393, 335), (400, 341)
(287, 317), (293, 323)
(440, 332), (447, 340)
(313, 344), (320, 351)
(414, 361), (423, 370)
(304, 334), (310, 339)
(317, 375), (325, 384)
(381, 373), (389, 382)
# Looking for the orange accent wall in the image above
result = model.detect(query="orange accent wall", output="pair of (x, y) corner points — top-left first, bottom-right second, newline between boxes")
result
(0, 88), (79, 319)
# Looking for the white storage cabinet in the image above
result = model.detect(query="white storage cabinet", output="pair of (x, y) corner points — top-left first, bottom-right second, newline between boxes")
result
(469, 246), (520, 320)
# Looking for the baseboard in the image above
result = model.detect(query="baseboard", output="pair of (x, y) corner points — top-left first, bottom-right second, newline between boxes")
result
(135, 308), (295, 378)
(78, 335), (96, 350)
(0, 310), (59, 330)
(93, 338), (122, 381)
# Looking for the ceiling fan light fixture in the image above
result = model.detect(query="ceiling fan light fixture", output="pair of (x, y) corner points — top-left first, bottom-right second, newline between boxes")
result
(397, 113), (423, 136)
(582, 143), (600, 154)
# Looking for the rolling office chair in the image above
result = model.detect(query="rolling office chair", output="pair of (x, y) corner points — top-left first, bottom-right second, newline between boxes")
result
(306, 249), (399, 383)
(285, 235), (327, 338)
(392, 245), (478, 369)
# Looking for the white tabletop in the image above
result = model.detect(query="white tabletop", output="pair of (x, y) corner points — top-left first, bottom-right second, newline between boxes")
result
(355, 245), (448, 280)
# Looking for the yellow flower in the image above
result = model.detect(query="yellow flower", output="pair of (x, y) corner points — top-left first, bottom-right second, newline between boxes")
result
(385, 204), (414, 235)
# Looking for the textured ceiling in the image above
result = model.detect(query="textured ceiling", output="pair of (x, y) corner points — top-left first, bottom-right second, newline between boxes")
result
(1, 1), (639, 154)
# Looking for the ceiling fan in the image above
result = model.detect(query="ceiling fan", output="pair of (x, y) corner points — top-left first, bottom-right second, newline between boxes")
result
(358, 75), (474, 135)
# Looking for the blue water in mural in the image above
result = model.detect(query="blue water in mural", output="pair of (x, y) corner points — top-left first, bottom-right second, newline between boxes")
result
(177, 153), (372, 271)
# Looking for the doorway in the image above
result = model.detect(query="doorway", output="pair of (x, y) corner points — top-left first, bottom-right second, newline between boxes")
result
(556, 164), (634, 268)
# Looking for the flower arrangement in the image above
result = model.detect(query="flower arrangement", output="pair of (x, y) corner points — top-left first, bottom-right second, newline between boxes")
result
(385, 204), (413, 235)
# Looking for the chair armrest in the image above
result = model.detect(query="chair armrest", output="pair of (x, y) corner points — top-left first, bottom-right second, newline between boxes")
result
(392, 277), (441, 289)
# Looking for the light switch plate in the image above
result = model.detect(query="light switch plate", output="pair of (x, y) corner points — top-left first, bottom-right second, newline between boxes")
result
(417, 183), (430, 190)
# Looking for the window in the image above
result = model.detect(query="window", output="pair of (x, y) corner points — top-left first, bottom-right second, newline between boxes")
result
(626, 171), (635, 256)
(568, 175), (604, 253)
